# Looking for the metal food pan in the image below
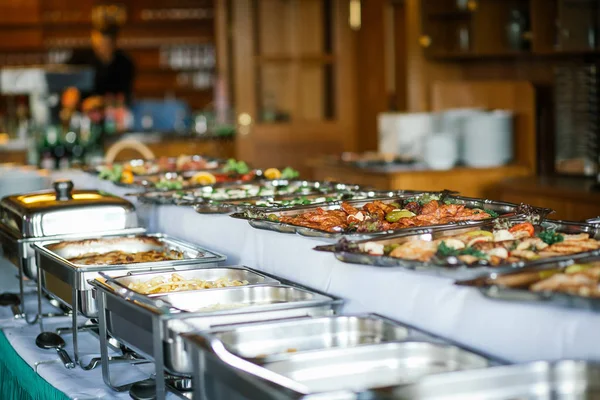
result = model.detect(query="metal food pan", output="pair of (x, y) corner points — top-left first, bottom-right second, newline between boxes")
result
(207, 314), (411, 363)
(134, 180), (365, 206)
(262, 341), (490, 394)
(456, 255), (600, 312)
(92, 276), (342, 377)
(34, 233), (226, 318)
(314, 219), (600, 280)
(388, 360), (600, 400)
(190, 339), (491, 399)
(231, 193), (544, 241)
(111, 266), (280, 295)
(194, 191), (379, 214)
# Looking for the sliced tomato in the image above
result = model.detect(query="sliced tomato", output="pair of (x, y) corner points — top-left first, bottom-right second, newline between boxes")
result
(508, 222), (535, 237)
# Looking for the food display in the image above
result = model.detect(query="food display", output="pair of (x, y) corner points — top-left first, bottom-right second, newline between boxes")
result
(126, 272), (249, 295)
(316, 219), (600, 279)
(96, 157), (301, 190)
(356, 221), (600, 266)
(45, 236), (189, 266)
(235, 193), (531, 239)
(67, 249), (184, 265)
(463, 260), (600, 298)
(135, 180), (363, 205)
(96, 155), (223, 176)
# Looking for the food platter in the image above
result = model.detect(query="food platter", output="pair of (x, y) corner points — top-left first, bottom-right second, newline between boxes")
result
(314, 219), (600, 280)
(231, 192), (548, 241)
(457, 255), (600, 312)
(89, 155), (226, 176)
(133, 180), (365, 206)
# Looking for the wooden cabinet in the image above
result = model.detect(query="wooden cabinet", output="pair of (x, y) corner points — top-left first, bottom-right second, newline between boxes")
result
(229, 0), (356, 175)
(495, 177), (600, 221)
(420, 0), (600, 59)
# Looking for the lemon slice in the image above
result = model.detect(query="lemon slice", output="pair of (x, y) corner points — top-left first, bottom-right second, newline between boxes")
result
(466, 230), (493, 238)
(565, 264), (592, 274)
(191, 172), (217, 185)
(539, 270), (559, 279)
(264, 168), (282, 180)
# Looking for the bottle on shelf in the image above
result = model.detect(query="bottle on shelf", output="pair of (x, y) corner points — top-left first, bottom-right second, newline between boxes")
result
(104, 94), (117, 135)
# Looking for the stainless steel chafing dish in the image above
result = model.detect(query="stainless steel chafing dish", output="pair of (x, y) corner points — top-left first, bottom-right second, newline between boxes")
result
(33, 233), (226, 369)
(183, 314), (498, 400)
(0, 179), (142, 320)
(90, 267), (343, 400)
(390, 360), (600, 400)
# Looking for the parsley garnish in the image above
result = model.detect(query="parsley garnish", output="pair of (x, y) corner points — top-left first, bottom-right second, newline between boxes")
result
(437, 241), (487, 259)
(483, 209), (499, 218)
(537, 230), (564, 245)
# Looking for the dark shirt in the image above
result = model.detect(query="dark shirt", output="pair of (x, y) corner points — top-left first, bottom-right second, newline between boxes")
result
(67, 48), (135, 105)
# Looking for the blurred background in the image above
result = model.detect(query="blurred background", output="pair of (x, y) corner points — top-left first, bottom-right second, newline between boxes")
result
(1, 0), (600, 219)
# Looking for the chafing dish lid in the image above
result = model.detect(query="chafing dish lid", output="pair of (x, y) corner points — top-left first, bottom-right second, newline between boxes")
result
(0, 180), (137, 238)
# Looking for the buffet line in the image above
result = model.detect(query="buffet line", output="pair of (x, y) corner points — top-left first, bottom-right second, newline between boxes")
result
(1, 155), (600, 399)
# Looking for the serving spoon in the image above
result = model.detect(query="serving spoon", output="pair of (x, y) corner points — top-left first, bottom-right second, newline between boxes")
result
(35, 331), (75, 369)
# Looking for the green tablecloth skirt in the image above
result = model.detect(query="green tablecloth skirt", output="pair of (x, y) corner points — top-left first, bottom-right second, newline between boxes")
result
(0, 330), (69, 400)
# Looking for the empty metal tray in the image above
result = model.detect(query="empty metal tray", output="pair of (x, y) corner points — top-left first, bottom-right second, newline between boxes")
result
(209, 315), (412, 363)
(389, 360), (600, 400)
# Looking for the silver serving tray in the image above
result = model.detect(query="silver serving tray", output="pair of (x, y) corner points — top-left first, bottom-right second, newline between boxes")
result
(232, 193), (544, 241)
(190, 338), (491, 399)
(456, 255), (600, 312)
(89, 155), (225, 176)
(111, 266), (280, 296)
(133, 180), (364, 206)
(314, 219), (600, 280)
(264, 341), (489, 394)
(207, 314), (412, 363)
(389, 360), (600, 399)
(91, 273), (342, 375)
(194, 314), (504, 366)
(193, 190), (388, 215)
(33, 233), (226, 318)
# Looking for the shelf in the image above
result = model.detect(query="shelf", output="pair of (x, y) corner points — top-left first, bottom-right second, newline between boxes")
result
(425, 11), (473, 20)
(254, 54), (336, 64)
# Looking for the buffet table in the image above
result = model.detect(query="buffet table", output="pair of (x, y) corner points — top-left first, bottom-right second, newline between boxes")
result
(1, 168), (600, 399)
(52, 169), (600, 363)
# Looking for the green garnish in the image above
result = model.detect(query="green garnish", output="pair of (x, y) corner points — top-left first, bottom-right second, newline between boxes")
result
(483, 209), (499, 218)
(537, 230), (564, 245)
(443, 198), (459, 205)
(280, 167), (300, 180)
(437, 241), (487, 259)
(383, 244), (400, 254)
(267, 214), (279, 222)
(405, 194), (441, 206)
(224, 159), (250, 174)
(98, 164), (123, 182)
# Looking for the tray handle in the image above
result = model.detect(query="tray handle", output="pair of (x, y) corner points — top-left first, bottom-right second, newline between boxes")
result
(97, 272), (183, 315)
(480, 285), (553, 302)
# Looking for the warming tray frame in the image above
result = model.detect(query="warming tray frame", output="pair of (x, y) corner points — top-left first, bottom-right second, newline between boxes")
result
(0, 224), (146, 322)
(231, 193), (551, 242)
(388, 360), (600, 399)
(313, 219), (600, 280)
(33, 233), (226, 369)
(90, 266), (343, 400)
(183, 313), (504, 400)
(456, 255), (600, 312)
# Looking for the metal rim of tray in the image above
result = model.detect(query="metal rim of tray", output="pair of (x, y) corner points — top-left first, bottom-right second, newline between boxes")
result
(312, 219), (600, 280)
(230, 193), (552, 241)
(133, 180), (367, 206)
